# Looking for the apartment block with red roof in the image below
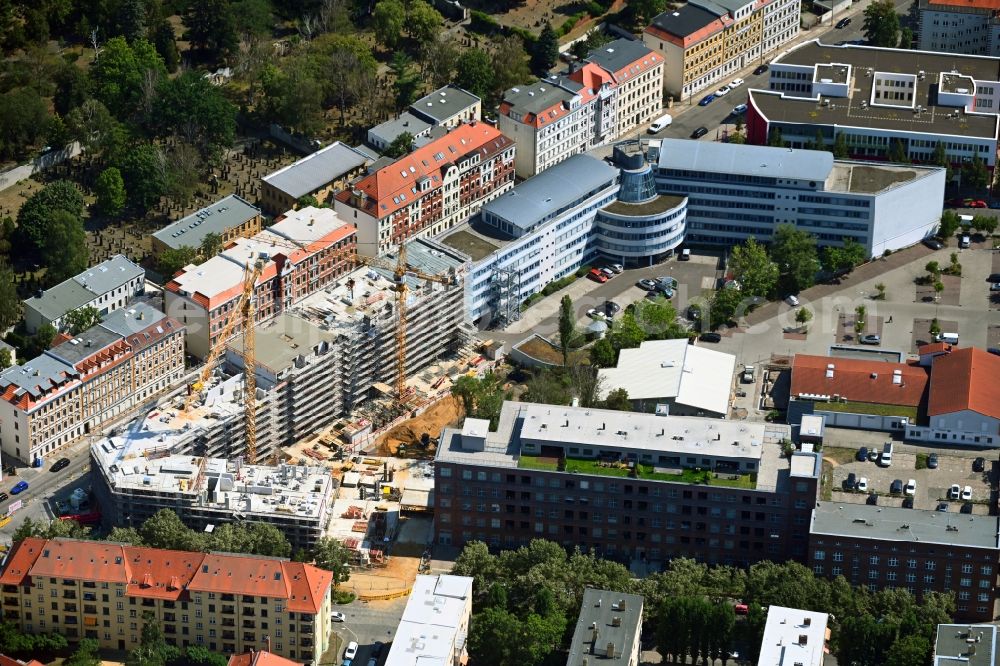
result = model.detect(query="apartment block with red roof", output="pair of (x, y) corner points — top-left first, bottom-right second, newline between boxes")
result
(164, 206), (356, 359)
(643, 0), (799, 100)
(498, 38), (663, 178)
(0, 302), (185, 464)
(334, 122), (515, 257)
(0, 538), (333, 664)
(917, 0), (1000, 56)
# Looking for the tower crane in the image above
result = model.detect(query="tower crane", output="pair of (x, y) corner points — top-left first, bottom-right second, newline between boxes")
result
(183, 255), (267, 464)
(355, 241), (456, 401)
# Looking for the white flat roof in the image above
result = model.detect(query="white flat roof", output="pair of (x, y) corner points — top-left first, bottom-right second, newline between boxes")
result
(168, 255), (246, 299)
(597, 339), (736, 415)
(385, 575), (472, 666)
(758, 606), (829, 666)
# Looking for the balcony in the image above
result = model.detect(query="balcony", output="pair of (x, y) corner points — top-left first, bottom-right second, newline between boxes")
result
(242, 620), (256, 629)
(83, 593), (97, 602)
(242, 633), (256, 643)
(83, 605), (97, 615)
(3, 598), (18, 607)
(164, 625), (176, 634)
(63, 604), (78, 613)
(222, 631), (236, 640)
(222, 606), (235, 615)
(141, 599), (155, 607)
(221, 619), (235, 628)
(62, 591), (77, 600)
(221, 594), (235, 602)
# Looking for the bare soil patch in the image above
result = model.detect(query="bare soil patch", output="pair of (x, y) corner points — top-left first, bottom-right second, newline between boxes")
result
(375, 396), (464, 457)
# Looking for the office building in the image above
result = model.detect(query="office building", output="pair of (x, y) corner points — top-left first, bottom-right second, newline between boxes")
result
(0, 303), (184, 464)
(918, 0), (1000, 56)
(336, 122), (515, 257)
(164, 206), (357, 359)
(438, 151), (685, 327)
(260, 142), (371, 215)
(499, 38), (663, 178)
(651, 138), (947, 256)
(808, 503), (1000, 621)
(369, 85), (482, 152)
(933, 624), (997, 666)
(643, 0), (800, 99)
(567, 590), (643, 666)
(909, 346), (1000, 447)
(384, 575), (473, 666)
(434, 401), (820, 566)
(746, 41), (1000, 167)
(597, 339), (736, 418)
(23, 255), (145, 334)
(0, 537), (333, 662)
(758, 606), (830, 666)
(152, 195), (263, 261)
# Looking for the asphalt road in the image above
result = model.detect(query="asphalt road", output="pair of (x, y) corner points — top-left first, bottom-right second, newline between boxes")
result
(332, 598), (407, 666)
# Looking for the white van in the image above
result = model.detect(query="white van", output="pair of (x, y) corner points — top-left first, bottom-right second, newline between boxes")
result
(880, 442), (893, 467)
(648, 114), (673, 133)
(935, 332), (959, 344)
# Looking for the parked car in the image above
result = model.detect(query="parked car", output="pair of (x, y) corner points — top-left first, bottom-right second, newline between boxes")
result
(687, 305), (702, 321)
(923, 238), (944, 250)
(699, 94), (716, 106)
(835, 17), (851, 28)
(600, 267), (616, 278)
(638, 278), (658, 290)
(715, 86), (730, 97)
(699, 332), (722, 343)
(867, 492), (879, 505)
(734, 603), (749, 615)
(373, 642), (386, 658)
(732, 103), (748, 115)
(937, 502), (949, 512)
(949, 484), (961, 499)
(680, 248), (691, 260)
(588, 268), (608, 283)
(331, 612), (346, 623)
(928, 453), (939, 469)
(345, 643), (359, 660)
(987, 273), (1000, 282)
(965, 199), (988, 208)
(857, 446), (869, 462)
(586, 308), (607, 321)
(974, 456), (986, 472)
(860, 334), (881, 345)
(604, 301), (621, 317)
(691, 127), (709, 139)
(730, 78), (745, 88)
(0, 493), (8, 503)
(843, 472), (857, 490)
(50, 457), (70, 473)
(366, 658), (377, 666)
(960, 234), (971, 248)
(961, 502), (974, 514)
(785, 294), (800, 306)
(905, 479), (916, 496)
(961, 485), (973, 500)
(753, 64), (769, 75)
(657, 276), (678, 290)
(857, 477), (869, 492)
(608, 263), (624, 274)
(867, 448), (879, 462)
(890, 479), (903, 494)
(10, 481), (28, 495)
(902, 497), (914, 508)
(990, 283), (1000, 291)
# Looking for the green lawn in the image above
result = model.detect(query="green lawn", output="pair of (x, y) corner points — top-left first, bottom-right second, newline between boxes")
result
(564, 458), (632, 477)
(518, 454), (559, 471)
(818, 400), (918, 420)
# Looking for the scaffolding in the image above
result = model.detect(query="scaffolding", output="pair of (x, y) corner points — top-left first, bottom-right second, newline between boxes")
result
(491, 267), (520, 328)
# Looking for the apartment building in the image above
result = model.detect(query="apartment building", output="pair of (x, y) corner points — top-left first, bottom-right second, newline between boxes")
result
(808, 502), (1000, 621)
(643, 0), (800, 100)
(164, 206), (357, 359)
(24, 255), (145, 334)
(567, 590), (643, 666)
(747, 41), (1000, 168)
(758, 606), (830, 666)
(918, 0), (1000, 56)
(0, 303), (184, 464)
(434, 402), (820, 567)
(335, 122), (515, 257)
(260, 142), (371, 215)
(384, 575), (473, 666)
(651, 138), (946, 256)
(499, 39), (663, 178)
(152, 195), (263, 261)
(437, 151), (685, 327)
(0, 537), (333, 663)
(369, 85), (482, 151)
(228, 651), (303, 666)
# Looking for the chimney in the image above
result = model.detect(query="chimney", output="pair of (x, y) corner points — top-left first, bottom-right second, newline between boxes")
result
(618, 599), (627, 610)
(798, 634), (808, 646)
(803, 617), (811, 626)
(611, 616), (622, 627)
(605, 642), (615, 658)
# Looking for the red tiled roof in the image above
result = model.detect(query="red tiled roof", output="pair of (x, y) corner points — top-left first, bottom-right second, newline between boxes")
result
(228, 651), (304, 666)
(927, 0), (1000, 9)
(27, 540), (130, 584)
(0, 538), (46, 586)
(790, 354), (928, 407)
(283, 561), (334, 613)
(123, 546), (203, 601)
(917, 342), (953, 355)
(0, 654), (44, 666)
(928, 347), (1000, 419)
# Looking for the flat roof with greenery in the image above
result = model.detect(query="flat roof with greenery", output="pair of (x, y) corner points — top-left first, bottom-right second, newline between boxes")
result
(518, 455), (757, 488)
(817, 400), (918, 420)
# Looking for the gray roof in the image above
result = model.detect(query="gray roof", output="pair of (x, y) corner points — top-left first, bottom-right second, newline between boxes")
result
(73, 255), (144, 295)
(47, 325), (123, 366)
(811, 502), (1000, 549)
(502, 79), (575, 116)
(0, 354), (77, 400)
(648, 5), (721, 39)
(152, 195), (260, 252)
(482, 154), (619, 233)
(568, 589), (644, 666)
(656, 138), (835, 182)
(934, 625), (997, 666)
(378, 237), (467, 289)
(262, 141), (370, 199)
(24, 279), (96, 321)
(99, 302), (165, 338)
(586, 38), (656, 75)
(409, 85), (480, 125)
(368, 112), (432, 147)
(692, 0), (754, 15)
(240, 312), (338, 373)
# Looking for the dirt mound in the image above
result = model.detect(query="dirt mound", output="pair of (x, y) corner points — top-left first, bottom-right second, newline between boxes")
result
(376, 396), (464, 457)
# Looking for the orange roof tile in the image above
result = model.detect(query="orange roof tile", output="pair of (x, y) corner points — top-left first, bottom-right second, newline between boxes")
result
(123, 546), (204, 600)
(283, 561), (334, 613)
(228, 651), (304, 666)
(917, 342), (953, 355)
(928, 347), (1000, 419)
(791, 354), (928, 407)
(927, 0), (1000, 8)
(0, 654), (44, 666)
(0, 537), (46, 586)
(27, 540), (129, 584)
(188, 555), (331, 612)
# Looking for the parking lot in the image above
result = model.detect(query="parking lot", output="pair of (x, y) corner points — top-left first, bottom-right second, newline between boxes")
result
(827, 445), (994, 514)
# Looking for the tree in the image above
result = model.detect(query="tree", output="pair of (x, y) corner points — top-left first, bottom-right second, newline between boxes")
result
(183, 646), (229, 666)
(821, 237), (867, 274)
(590, 337), (617, 367)
(832, 132), (849, 159)
(200, 232), (223, 259)
(973, 214), (997, 235)
(16, 180), (84, 253)
(455, 49), (494, 102)
(185, 0), (238, 62)
(863, 0), (900, 47)
(768, 127), (786, 147)
(770, 224), (819, 294)
(153, 72), (237, 159)
(408, 0), (443, 46)
(384, 132), (414, 158)
(390, 52), (421, 111)
(730, 238), (779, 299)
(0, 267), (20, 331)
(795, 307), (812, 325)
(152, 20), (180, 73)
(451, 373), (510, 429)
(963, 153), (989, 193)
(0, 349), (11, 370)
(421, 38), (460, 89)
(209, 521), (292, 557)
(157, 246), (199, 277)
(12, 517), (90, 541)
(491, 36), (532, 101)
(139, 508), (207, 552)
(89, 37), (166, 120)
(709, 287), (744, 329)
(898, 26), (913, 49)
(118, 0), (146, 42)
(64, 637), (101, 666)
(925, 260), (940, 276)
(66, 99), (127, 162)
(232, 0), (275, 36)
(0, 620), (69, 654)
(42, 210), (89, 286)
(94, 166), (126, 217)
(874, 282), (887, 300)
(887, 138), (908, 163)
(53, 61), (89, 116)
(0, 88), (49, 160)
(603, 387), (631, 411)
(120, 143), (167, 211)
(938, 210), (960, 240)
(320, 36), (378, 125)
(633, 296), (688, 339)
(106, 526), (145, 545)
(558, 295), (575, 366)
(608, 312), (646, 352)
(629, 0), (666, 25)
(64, 306), (103, 335)
(309, 537), (351, 585)
(126, 610), (178, 666)
(372, 0), (405, 48)
(531, 22), (558, 76)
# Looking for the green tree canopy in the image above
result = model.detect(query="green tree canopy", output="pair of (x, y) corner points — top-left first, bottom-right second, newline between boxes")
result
(309, 537), (352, 585)
(770, 224), (819, 294)
(408, 0), (443, 45)
(608, 311), (646, 352)
(820, 237), (868, 274)
(157, 246), (199, 278)
(451, 372), (509, 429)
(863, 0), (900, 46)
(153, 72), (237, 158)
(385, 132), (414, 158)
(531, 22), (558, 76)
(16, 180), (84, 253)
(0, 87), (50, 160)
(42, 209), (89, 286)
(94, 166), (126, 217)
(200, 232), (223, 258)
(89, 37), (166, 120)
(64, 306), (103, 335)
(373, 0), (406, 48)
(139, 508), (207, 552)
(603, 387), (631, 411)
(185, 0), (238, 62)
(456, 48), (494, 102)
(558, 295), (575, 366)
(730, 237), (779, 299)
(0, 267), (20, 331)
(938, 210), (961, 240)
(709, 286), (743, 329)
(120, 143), (167, 211)
(589, 337), (616, 367)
